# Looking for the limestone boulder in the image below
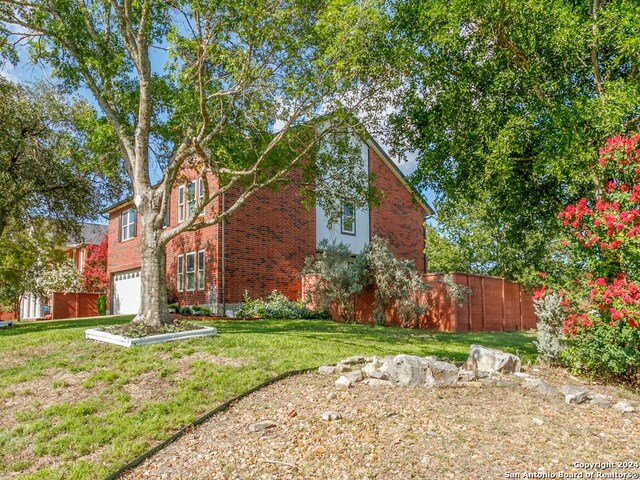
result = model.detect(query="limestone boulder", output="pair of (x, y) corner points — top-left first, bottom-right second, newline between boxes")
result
(385, 355), (458, 388)
(560, 385), (589, 405)
(362, 363), (387, 380)
(522, 378), (559, 396)
(335, 376), (352, 389)
(463, 345), (521, 374)
(317, 365), (336, 375)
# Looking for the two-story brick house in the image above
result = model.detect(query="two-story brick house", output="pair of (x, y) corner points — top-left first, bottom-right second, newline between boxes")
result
(104, 135), (433, 316)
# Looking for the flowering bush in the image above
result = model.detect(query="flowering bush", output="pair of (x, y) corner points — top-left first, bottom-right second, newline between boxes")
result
(539, 134), (640, 383)
(82, 236), (108, 292)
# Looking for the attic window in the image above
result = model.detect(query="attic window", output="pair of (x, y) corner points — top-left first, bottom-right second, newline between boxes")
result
(341, 203), (356, 235)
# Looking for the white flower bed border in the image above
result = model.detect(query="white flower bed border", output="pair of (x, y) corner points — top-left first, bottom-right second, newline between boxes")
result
(85, 326), (217, 347)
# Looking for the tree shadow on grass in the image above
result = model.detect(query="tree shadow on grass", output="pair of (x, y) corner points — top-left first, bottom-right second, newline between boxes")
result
(0, 316), (132, 337)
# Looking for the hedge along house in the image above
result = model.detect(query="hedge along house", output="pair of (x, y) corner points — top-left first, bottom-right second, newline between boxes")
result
(104, 134), (433, 316)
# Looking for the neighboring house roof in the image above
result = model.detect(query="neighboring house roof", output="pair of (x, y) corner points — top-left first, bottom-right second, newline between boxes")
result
(66, 223), (108, 247)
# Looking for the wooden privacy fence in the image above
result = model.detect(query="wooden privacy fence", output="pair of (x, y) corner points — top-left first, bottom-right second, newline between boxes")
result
(302, 273), (537, 332)
(51, 292), (101, 320)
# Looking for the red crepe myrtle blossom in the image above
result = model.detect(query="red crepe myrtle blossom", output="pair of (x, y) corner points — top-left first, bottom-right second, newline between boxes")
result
(82, 235), (108, 292)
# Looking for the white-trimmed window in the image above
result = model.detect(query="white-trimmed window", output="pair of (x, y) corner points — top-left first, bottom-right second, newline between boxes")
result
(186, 252), (196, 291)
(187, 181), (196, 218)
(197, 250), (205, 290)
(178, 185), (185, 223)
(177, 255), (184, 292)
(341, 203), (356, 235)
(121, 209), (136, 241)
(198, 177), (205, 215)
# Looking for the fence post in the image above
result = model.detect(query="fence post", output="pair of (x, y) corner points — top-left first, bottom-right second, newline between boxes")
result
(480, 277), (486, 330)
(501, 278), (506, 331)
(519, 285), (523, 330)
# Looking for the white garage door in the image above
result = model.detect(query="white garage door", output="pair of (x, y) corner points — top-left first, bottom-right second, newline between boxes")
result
(112, 270), (141, 315)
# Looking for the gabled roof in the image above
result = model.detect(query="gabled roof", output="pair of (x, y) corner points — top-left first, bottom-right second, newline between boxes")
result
(363, 135), (434, 216)
(66, 223), (108, 247)
(102, 198), (133, 215)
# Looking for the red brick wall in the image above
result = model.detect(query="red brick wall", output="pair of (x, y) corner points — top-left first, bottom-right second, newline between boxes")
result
(106, 142), (430, 308)
(223, 179), (316, 303)
(107, 207), (142, 274)
(164, 172), (223, 306)
(106, 205), (141, 309)
(369, 147), (427, 271)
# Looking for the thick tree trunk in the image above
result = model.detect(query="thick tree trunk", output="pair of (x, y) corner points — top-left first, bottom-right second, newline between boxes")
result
(133, 205), (172, 326)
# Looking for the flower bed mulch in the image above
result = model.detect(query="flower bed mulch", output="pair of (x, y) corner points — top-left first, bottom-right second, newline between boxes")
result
(103, 320), (207, 338)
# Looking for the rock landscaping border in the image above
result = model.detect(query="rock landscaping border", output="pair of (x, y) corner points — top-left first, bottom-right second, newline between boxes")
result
(103, 367), (316, 480)
(318, 346), (637, 414)
(85, 326), (218, 347)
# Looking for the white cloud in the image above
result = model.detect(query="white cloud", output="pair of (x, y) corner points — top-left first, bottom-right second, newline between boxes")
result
(0, 63), (17, 81)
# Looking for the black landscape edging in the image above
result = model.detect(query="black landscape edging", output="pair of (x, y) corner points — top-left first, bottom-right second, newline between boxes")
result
(103, 367), (316, 480)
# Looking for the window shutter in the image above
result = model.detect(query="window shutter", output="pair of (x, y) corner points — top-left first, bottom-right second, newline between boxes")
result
(118, 212), (122, 242)
(132, 210), (137, 238)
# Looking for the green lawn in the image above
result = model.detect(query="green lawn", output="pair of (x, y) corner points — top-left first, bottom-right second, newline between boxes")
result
(0, 317), (536, 479)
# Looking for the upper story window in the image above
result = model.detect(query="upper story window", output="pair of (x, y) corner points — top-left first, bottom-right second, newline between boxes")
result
(178, 186), (185, 223)
(198, 177), (205, 216)
(187, 181), (196, 218)
(120, 209), (136, 241)
(341, 203), (356, 235)
(178, 178), (205, 223)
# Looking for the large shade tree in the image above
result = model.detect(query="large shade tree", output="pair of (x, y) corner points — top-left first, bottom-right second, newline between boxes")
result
(1, 0), (394, 325)
(0, 78), (120, 310)
(390, 0), (640, 285)
(0, 78), (118, 239)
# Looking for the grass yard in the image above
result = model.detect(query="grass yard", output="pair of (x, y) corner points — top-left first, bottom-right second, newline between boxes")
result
(0, 316), (536, 479)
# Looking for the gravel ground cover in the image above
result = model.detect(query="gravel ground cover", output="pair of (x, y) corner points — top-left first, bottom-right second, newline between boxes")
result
(120, 366), (640, 480)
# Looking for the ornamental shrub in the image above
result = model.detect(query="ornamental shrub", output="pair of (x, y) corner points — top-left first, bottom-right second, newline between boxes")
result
(304, 236), (438, 325)
(302, 239), (368, 321)
(361, 237), (429, 327)
(96, 295), (107, 316)
(236, 290), (326, 319)
(532, 291), (566, 364)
